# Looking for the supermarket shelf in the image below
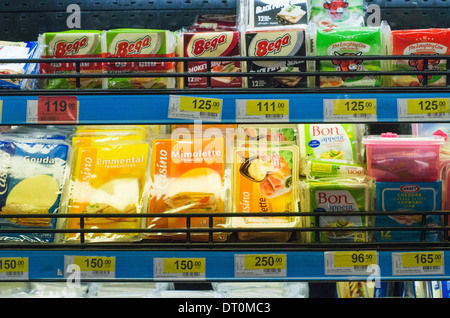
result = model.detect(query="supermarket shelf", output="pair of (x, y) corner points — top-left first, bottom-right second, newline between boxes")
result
(1, 89), (450, 125)
(0, 249), (448, 282)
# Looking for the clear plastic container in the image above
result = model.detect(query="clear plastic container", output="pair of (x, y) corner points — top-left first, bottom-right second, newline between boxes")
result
(362, 132), (445, 182)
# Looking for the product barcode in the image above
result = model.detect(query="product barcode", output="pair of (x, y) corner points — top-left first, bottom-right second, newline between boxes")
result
(265, 114), (284, 119)
(92, 271), (111, 276)
(353, 266), (368, 270)
(199, 112), (218, 118)
(182, 272), (201, 278)
(40, 117), (57, 121)
(6, 271), (24, 276)
(423, 266), (442, 271)
(263, 269), (281, 273)
(427, 113), (445, 117)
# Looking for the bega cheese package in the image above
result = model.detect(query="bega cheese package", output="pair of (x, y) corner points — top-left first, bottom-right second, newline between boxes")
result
(147, 137), (228, 241)
(102, 28), (177, 89)
(40, 30), (103, 89)
(0, 135), (70, 242)
(309, 23), (390, 88)
(63, 126), (150, 243)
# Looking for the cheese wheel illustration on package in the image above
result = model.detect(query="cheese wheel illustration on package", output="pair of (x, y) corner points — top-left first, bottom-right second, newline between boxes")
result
(245, 0), (308, 29)
(41, 30), (103, 89)
(0, 136), (70, 243)
(391, 28), (450, 87)
(177, 31), (242, 88)
(102, 28), (177, 89)
(147, 137), (227, 242)
(244, 28), (307, 88)
(312, 24), (389, 87)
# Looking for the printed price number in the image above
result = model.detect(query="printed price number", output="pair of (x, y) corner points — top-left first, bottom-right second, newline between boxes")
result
(244, 254), (286, 270)
(74, 256), (115, 272)
(0, 257), (28, 273)
(334, 251), (377, 268)
(163, 258), (205, 274)
(179, 96), (222, 114)
(37, 95), (78, 123)
(246, 100), (289, 116)
(334, 99), (377, 115)
(402, 252), (444, 268)
(407, 98), (449, 114)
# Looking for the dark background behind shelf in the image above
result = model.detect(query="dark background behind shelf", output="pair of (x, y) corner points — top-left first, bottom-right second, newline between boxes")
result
(0, 0), (449, 42)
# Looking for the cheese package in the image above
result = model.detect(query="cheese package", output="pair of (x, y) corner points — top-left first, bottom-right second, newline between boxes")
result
(40, 30), (103, 89)
(147, 137), (227, 241)
(310, 0), (365, 29)
(0, 136), (70, 242)
(298, 124), (365, 175)
(243, 27), (308, 88)
(232, 143), (300, 242)
(390, 29), (450, 87)
(300, 178), (371, 243)
(243, 0), (309, 29)
(64, 141), (149, 242)
(375, 181), (442, 242)
(102, 29), (176, 89)
(177, 30), (242, 88)
(237, 124), (298, 143)
(310, 23), (390, 87)
(0, 40), (40, 90)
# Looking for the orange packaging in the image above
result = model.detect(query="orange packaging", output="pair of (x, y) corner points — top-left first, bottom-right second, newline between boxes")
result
(147, 137), (227, 241)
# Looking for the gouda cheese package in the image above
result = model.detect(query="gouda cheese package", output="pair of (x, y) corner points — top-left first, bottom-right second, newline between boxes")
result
(64, 142), (149, 242)
(147, 137), (227, 241)
(0, 136), (70, 242)
(232, 143), (300, 241)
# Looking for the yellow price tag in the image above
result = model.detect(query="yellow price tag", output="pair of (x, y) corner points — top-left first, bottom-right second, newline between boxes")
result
(246, 100), (289, 116)
(333, 251), (377, 267)
(244, 254), (286, 270)
(407, 98), (449, 115)
(74, 256), (115, 272)
(401, 252), (444, 268)
(163, 258), (205, 274)
(334, 99), (376, 115)
(179, 96), (222, 114)
(0, 257), (28, 273)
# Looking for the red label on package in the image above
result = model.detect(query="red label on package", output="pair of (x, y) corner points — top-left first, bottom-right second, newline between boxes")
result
(37, 96), (78, 123)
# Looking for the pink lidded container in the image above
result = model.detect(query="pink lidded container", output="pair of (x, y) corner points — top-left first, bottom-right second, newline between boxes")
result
(362, 132), (445, 182)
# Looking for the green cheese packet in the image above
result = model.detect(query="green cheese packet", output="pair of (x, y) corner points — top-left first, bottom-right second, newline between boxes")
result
(310, 0), (365, 29)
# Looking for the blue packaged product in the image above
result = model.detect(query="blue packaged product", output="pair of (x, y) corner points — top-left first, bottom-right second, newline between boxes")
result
(0, 136), (70, 242)
(375, 181), (442, 242)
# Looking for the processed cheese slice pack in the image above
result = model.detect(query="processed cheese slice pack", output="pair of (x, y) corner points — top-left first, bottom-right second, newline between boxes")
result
(64, 142), (149, 242)
(0, 136), (70, 242)
(232, 143), (300, 242)
(147, 137), (227, 242)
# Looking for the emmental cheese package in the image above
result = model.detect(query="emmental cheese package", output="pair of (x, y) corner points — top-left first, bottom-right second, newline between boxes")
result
(147, 137), (227, 241)
(232, 142), (300, 241)
(64, 134), (149, 243)
(0, 135), (70, 242)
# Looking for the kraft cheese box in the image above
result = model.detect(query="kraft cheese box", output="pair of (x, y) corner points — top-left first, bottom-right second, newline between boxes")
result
(375, 181), (442, 242)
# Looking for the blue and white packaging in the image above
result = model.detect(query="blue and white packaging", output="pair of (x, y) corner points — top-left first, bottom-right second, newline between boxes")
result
(375, 181), (442, 242)
(0, 136), (70, 242)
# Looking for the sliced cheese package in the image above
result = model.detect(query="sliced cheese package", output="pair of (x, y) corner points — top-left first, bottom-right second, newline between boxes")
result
(63, 136), (150, 243)
(232, 142), (300, 242)
(237, 124), (298, 143)
(299, 177), (372, 243)
(40, 30), (103, 89)
(0, 135), (70, 242)
(102, 29), (177, 89)
(147, 136), (228, 242)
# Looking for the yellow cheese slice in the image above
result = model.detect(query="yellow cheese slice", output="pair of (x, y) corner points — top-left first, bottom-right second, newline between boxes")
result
(6, 174), (59, 209)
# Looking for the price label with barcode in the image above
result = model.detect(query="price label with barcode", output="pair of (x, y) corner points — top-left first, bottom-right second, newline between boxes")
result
(235, 254), (287, 277)
(324, 251), (378, 276)
(153, 258), (206, 280)
(64, 256), (115, 279)
(397, 98), (450, 121)
(27, 96), (79, 124)
(168, 95), (222, 121)
(0, 257), (28, 280)
(323, 99), (377, 122)
(392, 252), (444, 276)
(235, 99), (289, 122)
